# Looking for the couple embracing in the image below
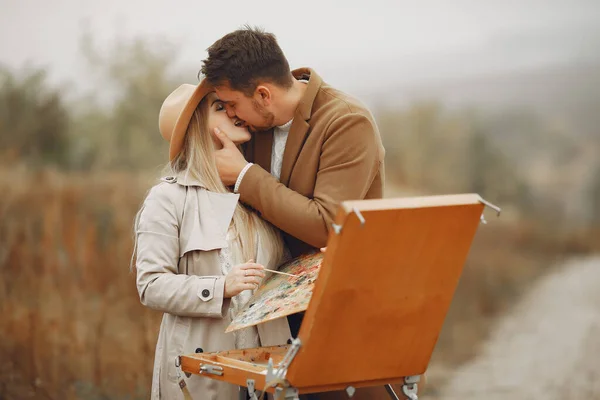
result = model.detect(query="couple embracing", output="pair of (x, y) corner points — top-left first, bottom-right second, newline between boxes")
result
(133, 27), (385, 399)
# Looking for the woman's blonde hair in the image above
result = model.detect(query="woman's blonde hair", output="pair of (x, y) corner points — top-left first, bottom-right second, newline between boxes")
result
(167, 97), (284, 267)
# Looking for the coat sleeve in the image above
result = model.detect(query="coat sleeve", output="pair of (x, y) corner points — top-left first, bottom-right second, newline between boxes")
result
(238, 113), (382, 248)
(135, 184), (230, 318)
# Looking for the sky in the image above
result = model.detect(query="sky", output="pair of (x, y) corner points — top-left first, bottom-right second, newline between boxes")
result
(1, 0), (599, 96)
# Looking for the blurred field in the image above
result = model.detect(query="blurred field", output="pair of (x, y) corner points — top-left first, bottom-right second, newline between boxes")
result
(0, 170), (160, 399)
(1, 36), (599, 399)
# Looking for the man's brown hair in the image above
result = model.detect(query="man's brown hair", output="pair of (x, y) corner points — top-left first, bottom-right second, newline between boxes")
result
(200, 26), (293, 96)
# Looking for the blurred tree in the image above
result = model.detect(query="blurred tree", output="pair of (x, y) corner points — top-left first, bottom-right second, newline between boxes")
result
(588, 162), (600, 226)
(0, 67), (70, 168)
(377, 103), (533, 216)
(466, 125), (534, 214)
(70, 33), (182, 170)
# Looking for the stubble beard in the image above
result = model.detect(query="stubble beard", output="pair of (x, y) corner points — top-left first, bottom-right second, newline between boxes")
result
(248, 99), (275, 133)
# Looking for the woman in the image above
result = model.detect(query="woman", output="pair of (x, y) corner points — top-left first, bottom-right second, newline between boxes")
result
(134, 80), (291, 399)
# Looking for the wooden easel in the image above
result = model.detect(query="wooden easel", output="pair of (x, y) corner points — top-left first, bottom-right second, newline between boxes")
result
(180, 194), (499, 399)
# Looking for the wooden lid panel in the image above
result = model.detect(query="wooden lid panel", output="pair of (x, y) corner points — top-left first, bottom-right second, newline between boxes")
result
(288, 195), (484, 387)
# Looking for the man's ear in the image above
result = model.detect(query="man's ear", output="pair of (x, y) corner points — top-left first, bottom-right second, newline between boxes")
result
(255, 85), (271, 105)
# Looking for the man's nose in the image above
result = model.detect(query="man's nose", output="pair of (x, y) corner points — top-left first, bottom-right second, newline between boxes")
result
(225, 104), (236, 118)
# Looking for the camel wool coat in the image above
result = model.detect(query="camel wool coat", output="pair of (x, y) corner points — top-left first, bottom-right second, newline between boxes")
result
(240, 68), (386, 257)
(135, 173), (291, 400)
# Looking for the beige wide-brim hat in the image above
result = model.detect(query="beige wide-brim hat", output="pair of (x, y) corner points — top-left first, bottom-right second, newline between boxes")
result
(159, 79), (213, 161)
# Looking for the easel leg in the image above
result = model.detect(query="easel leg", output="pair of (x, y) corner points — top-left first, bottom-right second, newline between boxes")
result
(384, 384), (400, 400)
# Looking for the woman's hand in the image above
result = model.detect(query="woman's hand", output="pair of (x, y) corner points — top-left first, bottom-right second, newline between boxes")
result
(224, 261), (266, 298)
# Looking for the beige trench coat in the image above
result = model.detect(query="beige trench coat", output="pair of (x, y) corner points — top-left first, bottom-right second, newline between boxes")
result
(135, 173), (291, 400)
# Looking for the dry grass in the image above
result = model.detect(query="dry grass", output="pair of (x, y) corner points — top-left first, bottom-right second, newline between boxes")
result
(0, 170), (594, 399)
(0, 169), (161, 399)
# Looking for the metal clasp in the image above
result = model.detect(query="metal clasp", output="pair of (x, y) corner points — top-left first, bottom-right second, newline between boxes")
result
(479, 198), (501, 225)
(480, 198), (501, 216)
(199, 364), (224, 376)
(332, 207), (366, 235)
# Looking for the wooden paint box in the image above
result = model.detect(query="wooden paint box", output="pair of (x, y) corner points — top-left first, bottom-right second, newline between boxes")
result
(180, 194), (495, 398)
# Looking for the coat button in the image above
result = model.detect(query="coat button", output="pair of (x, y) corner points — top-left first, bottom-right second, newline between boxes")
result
(195, 348), (204, 353)
(201, 289), (210, 298)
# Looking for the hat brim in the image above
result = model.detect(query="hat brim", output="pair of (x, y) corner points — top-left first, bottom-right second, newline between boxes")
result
(169, 79), (214, 161)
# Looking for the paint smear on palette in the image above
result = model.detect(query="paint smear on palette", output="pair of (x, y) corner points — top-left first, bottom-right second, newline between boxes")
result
(226, 252), (323, 333)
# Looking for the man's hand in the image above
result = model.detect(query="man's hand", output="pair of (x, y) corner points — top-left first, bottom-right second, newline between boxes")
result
(213, 127), (249, 186)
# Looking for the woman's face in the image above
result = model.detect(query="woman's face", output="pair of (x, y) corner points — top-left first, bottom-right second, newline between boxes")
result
(206, 92), (251, 146)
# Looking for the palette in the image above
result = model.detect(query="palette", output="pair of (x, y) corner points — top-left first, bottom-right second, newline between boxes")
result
(226, 252), (324, 333)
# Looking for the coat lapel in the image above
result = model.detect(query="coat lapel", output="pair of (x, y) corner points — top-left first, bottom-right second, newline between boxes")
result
(279, 68), (323, 186)
(179, 189), (239, 256)
(174, 172), (240, 256)
(279, 118), (309, 186)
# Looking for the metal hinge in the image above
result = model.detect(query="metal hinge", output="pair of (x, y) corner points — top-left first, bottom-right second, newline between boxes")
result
(247, 379), (259, 400)
(402, 375), (420, 400)
(274, 386), (299, 400)
(266, 338), (302, 383)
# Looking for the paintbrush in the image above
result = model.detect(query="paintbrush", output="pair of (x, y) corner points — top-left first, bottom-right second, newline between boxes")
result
(264, 269), (299, 278)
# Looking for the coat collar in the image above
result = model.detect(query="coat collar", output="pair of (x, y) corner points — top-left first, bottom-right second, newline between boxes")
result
(292, 67), (322, 121)
(160, 170), (239, 256)
(161, 170), (207, 188)
(179, 189), (239, 256)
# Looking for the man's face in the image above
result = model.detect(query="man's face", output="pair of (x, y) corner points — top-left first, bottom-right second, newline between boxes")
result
(214, 85), (275, 133)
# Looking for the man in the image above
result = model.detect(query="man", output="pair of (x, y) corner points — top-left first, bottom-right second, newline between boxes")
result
(201, 28), (390, 399)
(201, 27), (385, 259)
